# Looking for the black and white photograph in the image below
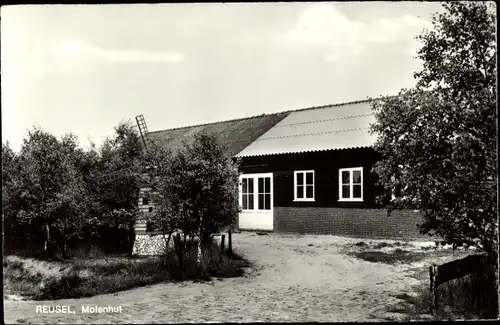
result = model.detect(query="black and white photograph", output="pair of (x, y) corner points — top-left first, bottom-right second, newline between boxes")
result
(1, 1), (498, 323)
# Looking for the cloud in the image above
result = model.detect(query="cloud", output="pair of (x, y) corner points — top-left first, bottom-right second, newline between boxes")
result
(48, 40), (184, 63)
(273, 4), (432, 61)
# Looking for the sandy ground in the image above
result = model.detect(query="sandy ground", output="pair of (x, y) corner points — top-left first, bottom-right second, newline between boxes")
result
(3, 233), (467, 323)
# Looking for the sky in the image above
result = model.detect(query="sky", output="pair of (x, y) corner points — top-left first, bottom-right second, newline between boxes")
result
(1, 2), (444, 152)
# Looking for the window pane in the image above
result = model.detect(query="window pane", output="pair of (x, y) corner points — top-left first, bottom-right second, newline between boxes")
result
(297, 185), (304, 198)
(242, 179), (248, 194)
(306, 172), (313, 185)
(353, 185), (362, 198)
(242, 194), (248, 209)
(248, 194), (254, 209)
(264, 177), (270, 193)
(258, 194), (264, 209)
(306, 185), (314, 198)
(353, 170), (362, 184)
(264, 193), (271, 210)
(341, 171), (350, 184)
(342, 185), (350, 199)
(248, 178), (254, 194)
(296, 172), (304, 185)
(258, 177), (264, 194)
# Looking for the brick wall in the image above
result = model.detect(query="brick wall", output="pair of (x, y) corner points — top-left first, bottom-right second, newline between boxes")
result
(274, 207), (432, 239)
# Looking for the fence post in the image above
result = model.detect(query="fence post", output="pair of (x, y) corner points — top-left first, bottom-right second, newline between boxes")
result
(429, 264), (438, 313)
(429, 265), (434, 314)
(228, 228), (232, 258)
(434, 264), (439, 311)
(176, 233), (183, 271)
(220, 234), (226, 260)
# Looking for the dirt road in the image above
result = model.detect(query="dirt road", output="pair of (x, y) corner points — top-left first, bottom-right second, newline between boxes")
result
(4, 233), (453, 323)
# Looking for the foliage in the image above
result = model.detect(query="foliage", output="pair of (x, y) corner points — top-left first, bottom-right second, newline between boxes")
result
(149, 132), (240, 244)
(370, 2), (497, 256)
(2, 120), (144, 257)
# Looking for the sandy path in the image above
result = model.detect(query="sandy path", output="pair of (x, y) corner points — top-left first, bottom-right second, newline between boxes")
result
(3, 233), (448, 323)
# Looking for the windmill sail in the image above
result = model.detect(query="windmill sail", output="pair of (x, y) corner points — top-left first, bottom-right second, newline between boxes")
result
(96, 114), (152, 185)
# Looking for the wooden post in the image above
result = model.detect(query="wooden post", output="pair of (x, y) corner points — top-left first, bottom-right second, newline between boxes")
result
(429, 265), (434, 314)
(429, 264), (438, 313)
(176, 233), (183, 271)
(220, 234), (226, 259)
(228, 228), (232, 258)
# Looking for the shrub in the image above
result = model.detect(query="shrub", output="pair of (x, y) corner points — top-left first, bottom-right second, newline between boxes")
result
(389, 265), (498, 320)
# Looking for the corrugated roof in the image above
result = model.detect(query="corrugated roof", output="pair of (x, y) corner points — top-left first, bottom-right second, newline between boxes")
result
(235, 100), (377, 157)
(148, 98), (382, 158)
(148, 112), (290, 156)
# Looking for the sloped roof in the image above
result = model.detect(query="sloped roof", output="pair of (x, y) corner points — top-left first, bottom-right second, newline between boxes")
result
(148, 98), (381, 158)
(148, 112), (290, 156)
(235, 100), (377, 157)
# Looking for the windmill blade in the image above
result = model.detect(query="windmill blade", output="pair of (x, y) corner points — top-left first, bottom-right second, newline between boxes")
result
(96, 114), (153, 186)
(96, 165), (143, 185)
(135, 114), (150, 151)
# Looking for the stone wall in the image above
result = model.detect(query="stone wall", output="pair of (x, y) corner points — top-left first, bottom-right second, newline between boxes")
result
(132, 234), (173, 256)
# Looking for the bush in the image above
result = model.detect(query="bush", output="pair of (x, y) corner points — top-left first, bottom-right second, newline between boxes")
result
(389, 265), (498, 320)
(436, 265), (498, 319)
(164, 236), (249, 281)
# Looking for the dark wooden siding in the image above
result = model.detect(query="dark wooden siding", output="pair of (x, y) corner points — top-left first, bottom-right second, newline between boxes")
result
(238, 148), (383, 208)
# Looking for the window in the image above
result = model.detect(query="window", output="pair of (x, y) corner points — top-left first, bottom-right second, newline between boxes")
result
(257, 177), (271, 210)
(294, 170), (315, 201)
(148, 207), (153, 213)
(142, 197), (149, 205)
(241, 177), (255, 210)
(338, 167), (363, 201)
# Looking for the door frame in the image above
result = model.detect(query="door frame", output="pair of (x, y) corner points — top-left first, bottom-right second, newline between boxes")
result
(238, 172), (274, 229)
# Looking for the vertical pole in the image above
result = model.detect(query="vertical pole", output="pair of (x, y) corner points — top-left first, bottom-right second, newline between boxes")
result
(220, 234), (226, 258)
(176, 233), (183, 271)
(429, 265), (434, 314)
(434, 264), (439, 311)
(228, 228), (232, 258)
(430, 264), (438, 313)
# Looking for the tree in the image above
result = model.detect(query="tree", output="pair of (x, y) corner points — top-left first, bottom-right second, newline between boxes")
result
(150, 132), (240, 254)
(370, 2), (497, 258)
(6, 128), (88, 257)
(2, 141), (19, 219)
(91, 121), (144, 254)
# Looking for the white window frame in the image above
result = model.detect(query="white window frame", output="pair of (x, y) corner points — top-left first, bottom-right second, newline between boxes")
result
(294, 170), (315, 202)
(338, 167), (363, 202)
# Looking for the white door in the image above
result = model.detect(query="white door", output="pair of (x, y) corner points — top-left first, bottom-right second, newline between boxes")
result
(238, 173), (273, 231)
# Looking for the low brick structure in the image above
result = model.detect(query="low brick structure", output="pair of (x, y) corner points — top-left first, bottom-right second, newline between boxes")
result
(274, 207), (429, 239)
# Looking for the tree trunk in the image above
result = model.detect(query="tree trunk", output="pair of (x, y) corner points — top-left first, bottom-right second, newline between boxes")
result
(162, 231), (173, 254)
(44, 224), (50, 256)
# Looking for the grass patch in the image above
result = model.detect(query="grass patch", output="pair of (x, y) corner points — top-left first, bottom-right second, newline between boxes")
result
(349, 249), (426, 265)
(387, 265), (498, 320)
(4, 239), (252, 300)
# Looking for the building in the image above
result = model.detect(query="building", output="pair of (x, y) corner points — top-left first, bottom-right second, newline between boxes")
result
(132, 98), (427, 255)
